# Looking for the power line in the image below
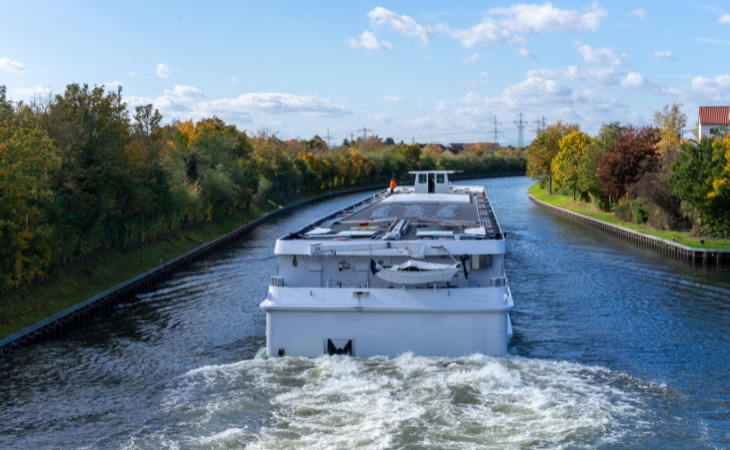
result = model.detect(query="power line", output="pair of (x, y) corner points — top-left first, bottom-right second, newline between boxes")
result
(532, 115), (547, 136)
(514, 113), (527, 148)
(487, 115), (503, 143)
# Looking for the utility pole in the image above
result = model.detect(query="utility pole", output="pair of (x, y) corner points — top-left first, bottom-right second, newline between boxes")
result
(533, 115), (547, 136)
(360, 127), (371, 140)
(487, 115), (503, 143)
(514, 113), (527, 148)
(326, 128), (331, 148)
(351, 133), (354, 143)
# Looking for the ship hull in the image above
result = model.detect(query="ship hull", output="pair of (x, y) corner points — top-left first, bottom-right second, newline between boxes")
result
(261, 285), (513, 357)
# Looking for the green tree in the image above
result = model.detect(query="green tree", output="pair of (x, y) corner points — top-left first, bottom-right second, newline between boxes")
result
(526, 122), (580, 193)
(669, 136), (730, 236)
(0, 87), (61, 288)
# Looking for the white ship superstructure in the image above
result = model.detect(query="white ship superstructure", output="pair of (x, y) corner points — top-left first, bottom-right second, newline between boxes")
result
(260, 171), (513, 358)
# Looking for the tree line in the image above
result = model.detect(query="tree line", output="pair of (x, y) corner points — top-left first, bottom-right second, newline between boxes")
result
(0, 83), (526, 291)
(526, 103), (730, 238)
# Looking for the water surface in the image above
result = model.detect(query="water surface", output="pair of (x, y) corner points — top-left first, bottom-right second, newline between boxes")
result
(1, 177), (728, 449)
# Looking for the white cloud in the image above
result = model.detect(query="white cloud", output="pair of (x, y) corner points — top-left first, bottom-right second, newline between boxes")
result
(525, 68), (560, 80)
(369, 113), (394, 124)
(103, 81), (124, 90)
(0, 57), (29, 73)
(479, 71), (490, 78)
(689, 74), (730, 94)
(129, 72), (136, 77)
(628, 8), (646, 19)
(719, 14), (730, 24)
(562, 65), (620, 88)
(199, 92), (352, 117)
(574, 41), (625, 65)
(368, 7), (429, 44)
(487, 3), (607, 34)
(383, 95), (405, 102)
(164, 84), (206, 100)
(433, 76), (636, 135)
(527, 64), (620, 88)
(697, 37), (730, 45)
(444, 2), (607, 47)
(126, 88), (352, 127)
(156, 63), (177, 79)
(13, 86), (51, 97)
(653, 50), (676, 60)
(620, 72), (653, 89)
(462, 53), (482, 64)
(516, 48), (536, 58)
(231, 77), (238, 86)
(347, 30), (394, 52)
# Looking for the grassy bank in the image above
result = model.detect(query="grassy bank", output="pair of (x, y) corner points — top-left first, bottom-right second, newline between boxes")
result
(1, 173), (526, 340)
(529, 184), (730, 250)
(0, 183), (384, 339)
(0, 201), (277, 339)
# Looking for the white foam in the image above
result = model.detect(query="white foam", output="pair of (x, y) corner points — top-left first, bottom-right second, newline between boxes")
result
(126, 354), (648, 449)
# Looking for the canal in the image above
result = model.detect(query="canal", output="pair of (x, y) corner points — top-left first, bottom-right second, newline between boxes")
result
(1, 176), (728, 449)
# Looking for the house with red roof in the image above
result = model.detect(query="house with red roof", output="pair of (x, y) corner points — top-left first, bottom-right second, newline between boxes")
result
(698, 106), (730, 138)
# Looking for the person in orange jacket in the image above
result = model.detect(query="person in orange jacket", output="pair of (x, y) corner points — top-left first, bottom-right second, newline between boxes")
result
(389, 178), (396, 194)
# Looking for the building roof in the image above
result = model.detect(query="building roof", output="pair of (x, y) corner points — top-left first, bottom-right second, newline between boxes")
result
(699, 106), (730, 125)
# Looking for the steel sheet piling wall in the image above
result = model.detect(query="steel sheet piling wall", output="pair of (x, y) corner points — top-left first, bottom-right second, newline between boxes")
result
(528, 195), (729, 267)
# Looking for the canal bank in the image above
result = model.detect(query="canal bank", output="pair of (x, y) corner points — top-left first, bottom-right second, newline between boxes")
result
(3, 175), (729, 448)
(1, 171), (525, 354)
(529, 192), (730, 265)
(0, 184), (382, 354)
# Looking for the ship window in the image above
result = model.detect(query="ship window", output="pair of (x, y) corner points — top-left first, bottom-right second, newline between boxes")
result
(418, 174), (427, 184)
(436, 174), (445, 183)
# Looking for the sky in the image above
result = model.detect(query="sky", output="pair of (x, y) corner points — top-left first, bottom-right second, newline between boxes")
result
(1, 1), (729, 146)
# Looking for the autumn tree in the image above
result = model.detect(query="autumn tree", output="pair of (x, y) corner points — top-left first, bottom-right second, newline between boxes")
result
(596, 125), (660, 204)
(0, 87), (61, 288)
(653, 103), (687, 157)
(398, 142), (421, 168)
(307, 135), (327, 151)
(552, 131), (591, 199)
(526, 122), (580, 193)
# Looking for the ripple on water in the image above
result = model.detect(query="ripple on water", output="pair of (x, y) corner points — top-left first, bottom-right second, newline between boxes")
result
(123, 353), (650, 449)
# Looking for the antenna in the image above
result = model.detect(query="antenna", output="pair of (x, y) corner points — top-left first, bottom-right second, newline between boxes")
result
(514, 113), (527, 147)
(487, 115), (503, 143)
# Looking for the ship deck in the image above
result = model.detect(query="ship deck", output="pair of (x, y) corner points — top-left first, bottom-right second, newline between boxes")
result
(288, 185), (502, 241)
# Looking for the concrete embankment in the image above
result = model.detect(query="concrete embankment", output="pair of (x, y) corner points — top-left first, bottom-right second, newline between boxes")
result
(529, 194), (730, 266)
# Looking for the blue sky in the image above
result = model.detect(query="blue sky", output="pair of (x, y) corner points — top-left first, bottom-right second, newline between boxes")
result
(2, 1), (729, 145)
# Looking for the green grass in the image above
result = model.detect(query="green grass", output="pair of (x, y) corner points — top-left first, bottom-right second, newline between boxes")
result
(528, 184), (730, 250)
(0, 183), (382, 340)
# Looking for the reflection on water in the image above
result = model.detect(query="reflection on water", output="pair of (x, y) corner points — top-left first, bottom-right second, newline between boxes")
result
(1, 179), (729, 449)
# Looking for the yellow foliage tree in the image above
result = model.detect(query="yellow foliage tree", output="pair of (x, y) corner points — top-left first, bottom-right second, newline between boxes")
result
(552, 131), (591, 199)
(526, 122), (580, 193)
